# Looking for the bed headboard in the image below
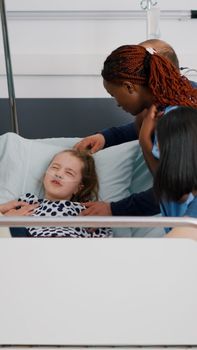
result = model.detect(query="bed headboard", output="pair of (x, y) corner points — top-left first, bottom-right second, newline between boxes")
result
(0, 98), (133, 138)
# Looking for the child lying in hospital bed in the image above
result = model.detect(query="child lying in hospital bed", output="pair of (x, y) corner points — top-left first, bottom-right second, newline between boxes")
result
(0, 132), (149, 238)
(0, 132), (196, 239)
(15, 149), (112, 237)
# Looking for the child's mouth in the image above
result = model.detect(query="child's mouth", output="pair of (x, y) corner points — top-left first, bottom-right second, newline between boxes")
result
(51, 180), (62, 186)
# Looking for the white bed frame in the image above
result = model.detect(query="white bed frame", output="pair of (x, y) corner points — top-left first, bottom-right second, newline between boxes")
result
(0, 216), (197, 347)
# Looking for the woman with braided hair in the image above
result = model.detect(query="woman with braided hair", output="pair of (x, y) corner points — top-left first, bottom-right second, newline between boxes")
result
(101, 45), (197, 173)
(102, 45), (197, 113)
(74, 42), (197, 221)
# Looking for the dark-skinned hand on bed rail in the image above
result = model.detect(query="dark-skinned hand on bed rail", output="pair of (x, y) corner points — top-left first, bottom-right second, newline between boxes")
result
(74, 40), (197, 239)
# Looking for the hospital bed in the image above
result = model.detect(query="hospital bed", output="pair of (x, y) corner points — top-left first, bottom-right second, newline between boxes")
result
(0, 132), (197, 347)
(0, 3), (197, 346)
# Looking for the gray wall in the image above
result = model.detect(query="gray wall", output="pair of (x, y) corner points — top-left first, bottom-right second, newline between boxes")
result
(0, 98), (133, 138)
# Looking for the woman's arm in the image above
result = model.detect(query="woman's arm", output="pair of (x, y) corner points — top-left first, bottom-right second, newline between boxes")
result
(74, 122), (138, 153)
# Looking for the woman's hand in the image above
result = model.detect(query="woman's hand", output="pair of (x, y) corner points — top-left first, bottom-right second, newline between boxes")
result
(80, 201), (112, 216)
(79, 201), (112, 233)
(74, 134), (105, 154)
(139, 105), (161, 174)
(4, 203), (39, 216)
(0, 200), (29, 214)
(139, 105), (158, 146)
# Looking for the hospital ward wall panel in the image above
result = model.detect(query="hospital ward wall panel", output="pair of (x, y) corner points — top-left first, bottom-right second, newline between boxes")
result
(0, 0), (197, 98)
(0, 98), (132, 138)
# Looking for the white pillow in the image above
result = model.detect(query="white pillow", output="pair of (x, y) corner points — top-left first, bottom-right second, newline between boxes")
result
(0, 133), (140, 236)
(30, 135), (139, 203)
(0, 133), (70, 201)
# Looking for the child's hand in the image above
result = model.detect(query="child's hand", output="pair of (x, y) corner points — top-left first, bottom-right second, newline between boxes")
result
(4, 203), (39, 216)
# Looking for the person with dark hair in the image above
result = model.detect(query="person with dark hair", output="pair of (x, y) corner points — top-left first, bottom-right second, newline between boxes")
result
(154, 107), (197, 207)
(74, 42), (197, 218)
(152, 106), (197, 238)
(75, 40), (180, 156)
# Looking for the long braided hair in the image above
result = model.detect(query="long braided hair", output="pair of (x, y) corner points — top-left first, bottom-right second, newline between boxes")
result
(101, 45), (197, 108)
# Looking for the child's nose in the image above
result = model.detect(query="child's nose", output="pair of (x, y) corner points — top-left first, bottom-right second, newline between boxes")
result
(55, 170), (64, 179)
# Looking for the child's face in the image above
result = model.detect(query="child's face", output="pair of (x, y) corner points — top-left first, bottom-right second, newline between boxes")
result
(43, 152), (84, 201)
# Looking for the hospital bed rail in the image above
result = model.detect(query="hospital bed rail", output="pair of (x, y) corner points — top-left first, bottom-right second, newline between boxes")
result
(0, 215), (197, 229)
